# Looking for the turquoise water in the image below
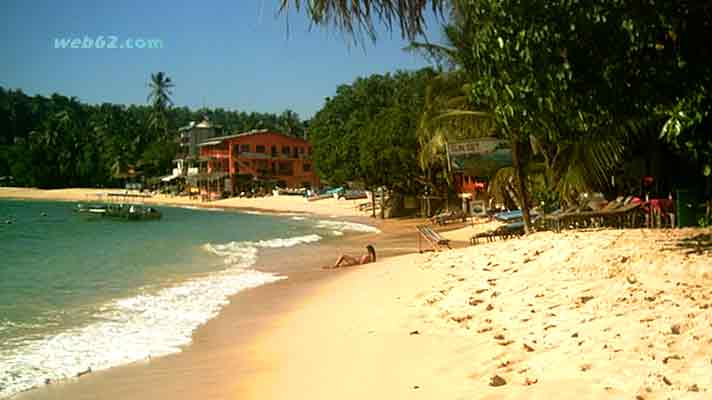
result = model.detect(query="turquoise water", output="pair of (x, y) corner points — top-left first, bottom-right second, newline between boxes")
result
(0, 199), (379, 398)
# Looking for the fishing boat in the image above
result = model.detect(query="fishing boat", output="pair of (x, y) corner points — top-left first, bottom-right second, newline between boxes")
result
(75, 193), (162, 220)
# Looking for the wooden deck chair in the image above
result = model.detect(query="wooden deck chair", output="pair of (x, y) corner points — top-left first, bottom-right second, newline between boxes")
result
(417, 225), (451, 252)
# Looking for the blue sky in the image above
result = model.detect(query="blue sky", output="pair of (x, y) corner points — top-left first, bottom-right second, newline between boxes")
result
(0, 0), (442, 119)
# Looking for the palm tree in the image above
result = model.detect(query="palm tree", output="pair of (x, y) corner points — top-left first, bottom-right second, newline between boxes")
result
(147, 72), (174, 140)
(279, 0), (446, 41)
(279, 109), (302, 137)
(148, 72), (174, 110)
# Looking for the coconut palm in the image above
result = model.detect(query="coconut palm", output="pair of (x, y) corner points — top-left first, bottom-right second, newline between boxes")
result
(148, 72), (174, 110)
(147, 72), (174, 140)
(279, 0), (446, 41)
(411, 2), (636, 230)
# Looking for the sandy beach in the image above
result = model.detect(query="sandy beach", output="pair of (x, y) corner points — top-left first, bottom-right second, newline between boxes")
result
(237, 227), (712, 399)
(0, 187), (370, 218)
(5, 189), (712, 399)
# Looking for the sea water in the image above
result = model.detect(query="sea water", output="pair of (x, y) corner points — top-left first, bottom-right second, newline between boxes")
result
(0, 199), (379, 398)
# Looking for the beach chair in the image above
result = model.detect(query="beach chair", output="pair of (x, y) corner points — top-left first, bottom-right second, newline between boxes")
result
(470, 221), (526, 245)
(493, 210), (524, 222)
(430, 209), (466, 226)
(417, 225), (451, 252)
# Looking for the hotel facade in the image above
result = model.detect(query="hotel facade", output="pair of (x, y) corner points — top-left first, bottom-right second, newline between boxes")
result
(197, 129), (319, 194)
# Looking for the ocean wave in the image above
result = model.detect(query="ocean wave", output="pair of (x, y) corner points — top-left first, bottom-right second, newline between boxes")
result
(240, 210), (265, 215)
(0, 269), (284, 399)
(203, 234), (322, 263)
(290, 216), (306, 221)
(0, 233), (322, 398)
(315, 220), (381, 234)
(179, 206), (225, 212)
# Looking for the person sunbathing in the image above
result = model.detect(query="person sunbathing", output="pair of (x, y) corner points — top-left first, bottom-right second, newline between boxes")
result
(325, 245), (376, 269)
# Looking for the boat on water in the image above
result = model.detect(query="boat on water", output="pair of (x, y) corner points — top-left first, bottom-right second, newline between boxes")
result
(74, 193), (162, 220)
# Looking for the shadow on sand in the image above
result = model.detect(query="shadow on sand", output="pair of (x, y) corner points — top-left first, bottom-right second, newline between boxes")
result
(670, 233), (712, 255)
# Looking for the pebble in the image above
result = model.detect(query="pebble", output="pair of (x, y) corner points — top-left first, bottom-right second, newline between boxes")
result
(489, 375), (507, 387)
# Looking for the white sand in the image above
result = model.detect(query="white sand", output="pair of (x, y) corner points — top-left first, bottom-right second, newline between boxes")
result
(242, 228), (712, 399)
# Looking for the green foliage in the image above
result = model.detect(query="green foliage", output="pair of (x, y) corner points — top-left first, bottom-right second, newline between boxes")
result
(308, 69), (432, 193)
(0, 86), (309, 188)
(660, 85), (712, 176)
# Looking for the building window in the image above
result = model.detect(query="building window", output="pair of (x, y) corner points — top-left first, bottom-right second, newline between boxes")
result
(256, 160), (269, 176)
(282, 145), (290, 156)
(303, 163), (312, 172)
(271, 145), (277, 157)
(240, 144), (250, 153)
(256, 145), (266, 153)
(278, 161), (294, 176)
(299, 147), (305, 154)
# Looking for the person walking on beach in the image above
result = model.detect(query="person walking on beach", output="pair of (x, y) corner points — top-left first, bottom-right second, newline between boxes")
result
(325, 245), (376, 269)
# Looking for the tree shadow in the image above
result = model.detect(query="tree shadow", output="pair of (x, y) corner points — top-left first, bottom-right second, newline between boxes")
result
(669, 233), (712, 255)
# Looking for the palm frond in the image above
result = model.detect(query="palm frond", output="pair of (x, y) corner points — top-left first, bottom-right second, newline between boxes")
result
(279, 0), (447, 41)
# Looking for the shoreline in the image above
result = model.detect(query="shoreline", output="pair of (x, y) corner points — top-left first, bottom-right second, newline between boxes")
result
(7, 194), (433, 400)
(18, 227), (708, 399)
(0, 187), (371, 218)
(9, 189), (710, 399)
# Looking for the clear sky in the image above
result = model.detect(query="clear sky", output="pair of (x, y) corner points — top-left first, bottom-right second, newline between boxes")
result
(0, 0), (442, 119)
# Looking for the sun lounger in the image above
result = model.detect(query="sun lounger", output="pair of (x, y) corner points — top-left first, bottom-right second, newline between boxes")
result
(543, 198), (643, 232)
(493, 210), (524, 222)
(430, 210), (466, 226)
(417, 225), (451, 252)
(470, 221), (526, 245)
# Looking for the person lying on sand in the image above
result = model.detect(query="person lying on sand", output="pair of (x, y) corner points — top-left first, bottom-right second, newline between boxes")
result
(324, 245), (376, 269)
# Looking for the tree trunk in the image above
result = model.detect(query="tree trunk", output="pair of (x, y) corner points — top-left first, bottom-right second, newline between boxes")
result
(370, 188), (376, 218)
(511, 138), (533, 233)
(380, 188), (386, 219)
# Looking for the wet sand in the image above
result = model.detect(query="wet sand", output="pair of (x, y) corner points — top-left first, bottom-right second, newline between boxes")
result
(13, 216), (435, 400)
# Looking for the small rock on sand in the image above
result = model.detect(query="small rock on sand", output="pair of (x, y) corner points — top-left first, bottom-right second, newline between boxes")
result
(524, 377), (538, 386)
(670, 324), (682, 335)
(489, 375), (507, 387)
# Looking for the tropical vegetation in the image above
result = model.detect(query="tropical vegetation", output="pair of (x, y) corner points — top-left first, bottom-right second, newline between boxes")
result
(286, 0), (712, 228)
(0, 74), (308, 188)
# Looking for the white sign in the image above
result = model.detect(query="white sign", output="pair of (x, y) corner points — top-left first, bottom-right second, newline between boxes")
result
(447, 138), (508, 156)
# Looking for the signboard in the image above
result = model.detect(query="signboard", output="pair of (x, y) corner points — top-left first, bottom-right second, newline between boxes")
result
(447, 138), (508, 156)
(447, 138), (512, 175)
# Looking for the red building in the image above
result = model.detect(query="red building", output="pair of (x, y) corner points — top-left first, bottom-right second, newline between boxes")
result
(198, 129), (319, 193)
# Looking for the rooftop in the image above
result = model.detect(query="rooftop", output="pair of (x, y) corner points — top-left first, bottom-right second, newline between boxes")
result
(198, 129), (310, 146)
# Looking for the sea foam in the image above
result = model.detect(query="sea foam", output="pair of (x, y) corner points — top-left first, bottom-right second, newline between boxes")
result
(315, 220), (381, 234)
(0, 233), (322, 399)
